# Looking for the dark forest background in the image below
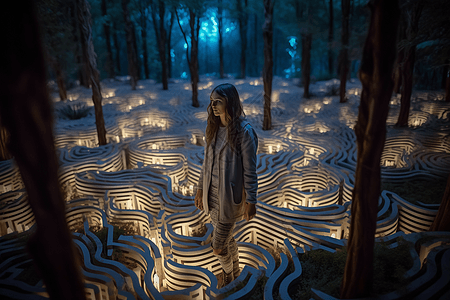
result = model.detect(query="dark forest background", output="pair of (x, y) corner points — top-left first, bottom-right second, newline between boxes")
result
(37, 0), (450, 94)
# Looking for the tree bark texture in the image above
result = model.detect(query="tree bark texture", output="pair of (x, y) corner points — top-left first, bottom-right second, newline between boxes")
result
(445, 64), (450, 102)
(77, 0), (107, 146)
(253, 13), (258, 77)
(113, 22), (122, 74)
(339, 0), (350, 103)
(237, 0), (247, 79)
(48, 54), (68, 101)
(429, 174), (450, 231)
(175, 8), (200, 107)
(0, 2), (87, 299)
(140, 0), (149, 79)
(218, 0), (224, 79)
(393, 18), (405, 94)
(167, 11), (175, 79)
(396, 1), (424, 126)
(396, 45), (415, 126)
(262, 0), (273, 131)
(189, 9), (200, 107)
(340, 0), (399, 298)
(0, 125), (11, 161)
(122, 0), (139, 90)
(151, 0), (168, 89)
(328, 0), (334, 76)
(101, 0), (115, 78)
(158, 1), (168, 89)
(74, 0), (90, 88)
(132, 23), (141, 80)
(302, 33), (312, 98)
(392, 49), (403, 94)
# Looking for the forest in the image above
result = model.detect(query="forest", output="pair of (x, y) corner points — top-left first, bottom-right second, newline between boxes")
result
(38, 0), (450, 103)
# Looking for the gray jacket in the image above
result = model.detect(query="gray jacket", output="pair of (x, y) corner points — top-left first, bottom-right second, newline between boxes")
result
(197, 118), (258, 223)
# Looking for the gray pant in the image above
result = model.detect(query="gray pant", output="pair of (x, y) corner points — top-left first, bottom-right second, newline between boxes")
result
(209, 207), (239, 274)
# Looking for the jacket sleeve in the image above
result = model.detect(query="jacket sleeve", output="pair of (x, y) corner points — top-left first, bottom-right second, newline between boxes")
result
(241, 125), (258, 204)
(197, 143), (206, 190)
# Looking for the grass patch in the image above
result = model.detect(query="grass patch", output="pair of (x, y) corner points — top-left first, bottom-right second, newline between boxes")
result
(381, 177), (447, 204)
(293, 238), (414, 298)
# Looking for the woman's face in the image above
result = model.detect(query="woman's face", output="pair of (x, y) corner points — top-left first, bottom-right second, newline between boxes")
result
(210, 91), (227, 118)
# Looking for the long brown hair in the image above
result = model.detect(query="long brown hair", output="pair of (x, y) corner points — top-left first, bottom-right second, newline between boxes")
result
(205, 83), (245, 152)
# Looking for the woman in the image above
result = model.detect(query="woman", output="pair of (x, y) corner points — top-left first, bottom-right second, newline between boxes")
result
(195, 83), (258, 287)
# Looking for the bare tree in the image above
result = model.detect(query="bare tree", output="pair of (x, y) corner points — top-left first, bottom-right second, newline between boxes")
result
(328, 0), (334, 76)
(0, 1), (86, 299)
(138, 0), (150, 79)
(339, 0), (350, 103)
(167, 8), (175, 79)
(176, 6), (201, 107)
(218, 0), (224, 78)
(396, 0), (424, 126)
(112, 21), (122, 74)
(77, 0), (107, 146)
(262, 0), (274, 130)
(340, 0), (399, 298)
(151, 0), (169, 89)
(122, 0), (139, 89)
(237, 0), (248, 79)
(101, 0), (115, 78)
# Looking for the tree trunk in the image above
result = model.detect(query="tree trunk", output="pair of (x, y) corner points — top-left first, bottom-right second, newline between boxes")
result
(0, 125), (11, 161)
(392, 52), (403, 94)
(340, 0), (399, 298)
(122, 0), (138, 89)
(444, 61), (450, 102)
(101, 0), (115, 78)
(190, 9), (200, 107)
(302, 33), (312, 98)
(396, 45), (415, 126)
(339, 0), (350, 103)
(446, 72), (450, 102)
(218, 0), (224, 79)
(395, 1), (424, 126)
(75, 1), (90, 88)
(429, 174), (450, 231)
(112, 22), (121, 74)
(132, 23), (141, 80)
(140, 0), (149, 79)
(48, 54), (68, 101)
(328, 0), (334, 76)
(159, 0), (168, 89)
(55, 59), (68, 101)
(237, 0), (247, 79)
(0, 2), (87, 299)
(253, 13), (258, 77)
(151, 1), (168, 89)
(262, 0), (273, 131)
(175, 8), (200, 107)
(77, 0), (107, 146)
(167, 11), (174, 79)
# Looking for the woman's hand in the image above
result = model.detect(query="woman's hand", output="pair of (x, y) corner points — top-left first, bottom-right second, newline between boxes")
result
(195, 189), (203, 210)
(244, 202), (256, 221)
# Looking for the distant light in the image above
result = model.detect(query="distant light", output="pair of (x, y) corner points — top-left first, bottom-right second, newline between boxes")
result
(288, 37), (297, 48)
(184, 43), (188, 49)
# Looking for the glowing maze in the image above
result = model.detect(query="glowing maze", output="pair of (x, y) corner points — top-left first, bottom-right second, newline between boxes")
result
(1, 79), (449, 299)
